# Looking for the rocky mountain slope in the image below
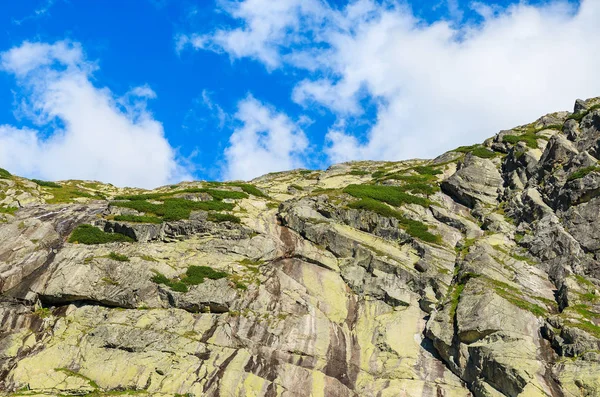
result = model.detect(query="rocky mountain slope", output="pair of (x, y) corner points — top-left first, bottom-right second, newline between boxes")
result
(1, 97), (600, 396)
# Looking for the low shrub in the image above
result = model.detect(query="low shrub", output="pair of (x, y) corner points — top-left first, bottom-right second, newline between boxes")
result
(0, 168), (11, 179)
(108, 252), (130, 262)
(413, 166), (443, 176)
(343, 184), (431, 207)
(567, 166), (600, 181)
(115, 188), (248, 202)
(151, 266), (229, 292)
(502, 134), (539, 149)
(183, 265), (228, 285)
(348, 198), (440, 243)
(31, 179), (62, 188)
(349, 170), (370, 176)
(69, 224), (134, 244)
(228, 183), (268, 198)
(113, 214), (163, 224)
(207, 213), (241, 223)
(0, 206), (18, 215)
(111, 199), (235, 222)
(454, 144), (498, 158)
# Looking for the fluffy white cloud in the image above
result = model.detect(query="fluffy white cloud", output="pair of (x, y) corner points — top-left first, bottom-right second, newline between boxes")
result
(0, 41), (190, 188)
(177, 0), (326, 69)
(187, 0), (600, 163)
(223, 95), (308, 180)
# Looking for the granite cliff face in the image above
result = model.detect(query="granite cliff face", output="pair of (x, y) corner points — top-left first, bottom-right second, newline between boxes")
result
(1, 98), (600, 396)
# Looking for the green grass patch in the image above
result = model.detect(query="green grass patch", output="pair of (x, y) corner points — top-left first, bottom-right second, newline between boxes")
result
(151, 270), (189, 293)
(31, 179), (62, 188)
(207, 212), (241, 223)
(484, 277), (547, 317)
(384, 174), (433, 183)
(69, 224), (134, 245)
(566, 104), (600, 122)
(34, 307), (52, 318)
(54, 368), (99, 389)
(151, 266), (229, 293)
(348, 198), (440, 243)
(113, 214), (163, 224)
(449, 283), (465, 318)
(371, 170), (387, 178)
(182, 265), (228, 285)
(289, 184), (304, 191)
(454, 144), (498, 158)
(343, 184), (431, 207)
(45, 185), (100, 204)
(349, 169), (370, 176)
(111, 198), (235, 222)
(564, 320), (600, 338)
(140, 254), (157, 262)
(108, 252), (130, 262)
(502, 133), (539, 149)
(567, 166), (600, 181)
(413, 166), (443, 176)
(227, 183), (268, 198)
(0, 206), (18, 215)
(115, 187), (248, 202)
(0, 168), (12, 179)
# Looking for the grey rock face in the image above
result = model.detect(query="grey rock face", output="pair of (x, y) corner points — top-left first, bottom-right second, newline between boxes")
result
(1, 97), (600, 396)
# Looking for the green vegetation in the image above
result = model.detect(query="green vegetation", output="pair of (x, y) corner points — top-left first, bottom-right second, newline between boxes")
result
(565, 320), (600, 338)
(111, 198), (235, 222)
(151, 271), (188, 293)
(349, 169), (370, 176)
(343, 184), (431, 207)
(31, 179), (62, 188)
(413, 166), (443, 176)
(449, 283), (465, 318)
(151, 265), (230, 293)
(102, 277), (119, 286)
(289, 184), (304, 191)
(566, 304), (600, 319)
(113, 214), (163, 224)
(227, 183), (268, 198)
(54, 368), (99, 389)
(0, 206), (18, 215)
(0, 168), (11, 179)
(207, 212), (241, 223)
(239, 258), (263, 267)
(183, 265), (228, 285)
(45, 184), (101, 204)
(485, 277), (547, 317)
(108, 252), (130, 262)
(34, 307), (52, 318)
(115, 187), (248, 201)
(384, 174), (432, 183)
(567, 166), (600, 181)
(567, 104), (600, 122)
(140, 254), (158, 262)
(502, 133), (539, 149)
(69, 224), (134, 245)
(454, 144), (497, 158)
(371, 170), (386, 178)
(348, 198), (440, 243)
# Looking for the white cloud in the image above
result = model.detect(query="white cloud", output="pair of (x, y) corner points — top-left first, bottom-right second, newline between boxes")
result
(0, 40), (190, 188)
(223, 95), (308, 180)
(178, 0), (326, 69)
(186, 0), (600, 164)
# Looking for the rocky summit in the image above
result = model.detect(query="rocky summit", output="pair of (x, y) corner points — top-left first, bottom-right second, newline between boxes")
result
(1, 98), (600, 397)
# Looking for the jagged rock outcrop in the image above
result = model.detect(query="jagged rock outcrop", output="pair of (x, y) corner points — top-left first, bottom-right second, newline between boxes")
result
(0, 97), (600, 396)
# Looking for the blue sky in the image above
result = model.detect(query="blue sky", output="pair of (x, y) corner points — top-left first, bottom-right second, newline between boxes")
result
(0, 0), (596, 188)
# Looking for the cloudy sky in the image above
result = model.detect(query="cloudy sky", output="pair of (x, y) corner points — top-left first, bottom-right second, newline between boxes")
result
(0, 0), (596, 187)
